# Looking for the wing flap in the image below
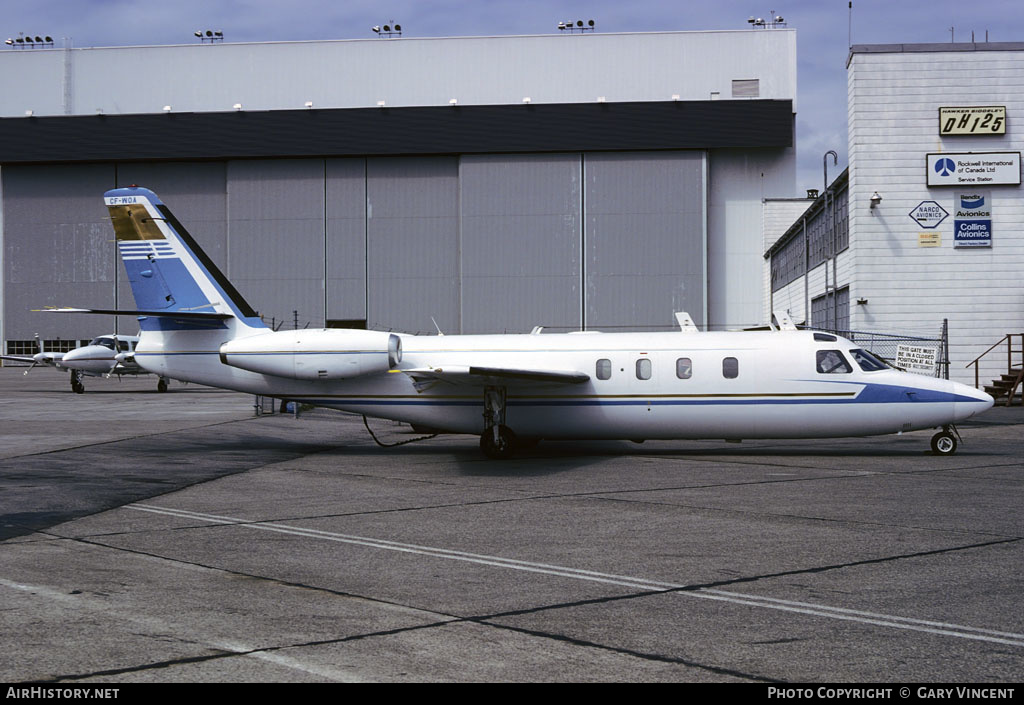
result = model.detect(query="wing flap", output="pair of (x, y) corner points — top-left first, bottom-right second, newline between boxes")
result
(404, 365), (589, 388)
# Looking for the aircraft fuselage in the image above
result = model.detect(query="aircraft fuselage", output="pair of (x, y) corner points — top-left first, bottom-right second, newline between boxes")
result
(133, 327), (991, 441)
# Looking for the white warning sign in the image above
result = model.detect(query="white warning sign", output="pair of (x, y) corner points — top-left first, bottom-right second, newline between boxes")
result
(896, 345), (938, 376)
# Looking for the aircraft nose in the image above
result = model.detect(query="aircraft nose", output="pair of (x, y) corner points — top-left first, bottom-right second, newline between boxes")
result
(60, 345), (106, 371)
(61, 347), (86, 363)
(952, 381), (994, 421)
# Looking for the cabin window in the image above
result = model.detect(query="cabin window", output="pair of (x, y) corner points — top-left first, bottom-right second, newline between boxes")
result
(722, 357), (739, 379)
(816, 350), (852, 374)
(676, 357), (692, 379)
(850, 348), (887, 372)
(636, 358), (652, 380)
(596, 358), (611, 380)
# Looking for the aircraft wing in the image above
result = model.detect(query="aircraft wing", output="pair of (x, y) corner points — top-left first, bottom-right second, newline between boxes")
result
(1, 353), (62, 366)
(1, 354), (38, 365)
(403, 365), (590, 389)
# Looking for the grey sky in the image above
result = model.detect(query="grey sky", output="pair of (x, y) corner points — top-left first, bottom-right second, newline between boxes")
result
(3, 0), (1022, 192)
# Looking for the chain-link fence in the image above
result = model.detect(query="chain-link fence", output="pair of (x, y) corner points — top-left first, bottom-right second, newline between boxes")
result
(808, 321), (949, 379)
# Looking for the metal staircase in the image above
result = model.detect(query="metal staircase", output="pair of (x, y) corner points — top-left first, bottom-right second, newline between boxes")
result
(967, 334), (1023, 406)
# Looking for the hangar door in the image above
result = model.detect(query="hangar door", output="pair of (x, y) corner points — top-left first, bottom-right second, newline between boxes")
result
(2, 152), (706, 349)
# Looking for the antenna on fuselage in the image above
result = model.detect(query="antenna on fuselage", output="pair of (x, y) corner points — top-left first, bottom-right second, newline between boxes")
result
(674, 312), (699, 333)
(430, 316), (444, 336)
(771, 310), (798, 331)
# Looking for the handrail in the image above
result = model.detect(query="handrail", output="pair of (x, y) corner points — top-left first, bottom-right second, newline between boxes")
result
(966, 333), (1024, 389)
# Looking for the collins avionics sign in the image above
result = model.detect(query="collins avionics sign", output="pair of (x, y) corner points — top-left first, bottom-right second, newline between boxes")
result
(953, 191), (992, 248)
(927, 152), (1021, 186)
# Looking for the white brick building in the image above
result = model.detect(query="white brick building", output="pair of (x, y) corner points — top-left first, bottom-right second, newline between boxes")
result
(768, 42), (1024, 389)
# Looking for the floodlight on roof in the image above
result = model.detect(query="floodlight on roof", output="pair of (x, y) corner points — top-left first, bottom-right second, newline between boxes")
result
(195, 29), (224, 42)
(372, 21), (402, 37)
(557, 19), (595, 33)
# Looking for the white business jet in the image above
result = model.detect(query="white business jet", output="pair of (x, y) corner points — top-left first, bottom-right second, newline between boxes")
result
(54, 187), (992, 457)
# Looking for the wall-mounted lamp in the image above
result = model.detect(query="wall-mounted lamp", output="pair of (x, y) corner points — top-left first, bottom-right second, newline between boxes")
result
(163, 105), (172, 112)
(448, 98), (458, 105)
(870, 192), (882, 209)
(304, 101), (313, 109)
(856, 298), (868, 306)
(233, 103), (243, 111)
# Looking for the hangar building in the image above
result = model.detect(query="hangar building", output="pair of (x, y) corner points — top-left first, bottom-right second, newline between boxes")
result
(0, 29), (796, 356)
(767, 42), (1024, 390)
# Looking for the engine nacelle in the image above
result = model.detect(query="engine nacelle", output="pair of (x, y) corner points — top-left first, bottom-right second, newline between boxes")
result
(219, 329), (402, 380)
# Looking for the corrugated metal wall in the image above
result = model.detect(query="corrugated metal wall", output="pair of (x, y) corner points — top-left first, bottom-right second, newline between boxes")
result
(2, 164), (115, 343)
(0, 32), (796, 118)
(3, 150), (707, 343)
(460, 154), (582, 333)
(584, 152), (706, 330)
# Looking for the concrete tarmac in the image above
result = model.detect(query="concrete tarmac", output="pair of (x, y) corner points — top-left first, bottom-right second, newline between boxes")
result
(1, 366), (1022, 683)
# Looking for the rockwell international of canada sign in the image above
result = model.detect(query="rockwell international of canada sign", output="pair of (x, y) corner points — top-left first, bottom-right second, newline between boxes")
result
(926, 152), (1021, 186)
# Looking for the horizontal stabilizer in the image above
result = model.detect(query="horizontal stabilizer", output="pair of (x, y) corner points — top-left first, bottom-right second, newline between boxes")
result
(404, 365), (590, 388)
(36, 307), (232, 320)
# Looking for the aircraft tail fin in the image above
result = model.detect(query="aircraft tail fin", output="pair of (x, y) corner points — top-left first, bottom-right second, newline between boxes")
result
(104, 187), (266, 331)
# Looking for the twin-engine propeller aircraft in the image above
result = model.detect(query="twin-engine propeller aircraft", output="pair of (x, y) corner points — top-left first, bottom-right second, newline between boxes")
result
(2, 332), (169, 393)
(54, 186), (992, 458)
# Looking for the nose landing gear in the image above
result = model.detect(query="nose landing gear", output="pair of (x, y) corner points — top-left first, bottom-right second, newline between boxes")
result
(930, 425), (960, 455)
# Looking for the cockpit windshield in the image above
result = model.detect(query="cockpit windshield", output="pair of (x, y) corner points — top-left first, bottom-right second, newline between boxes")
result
(849, 348), (888, 372)
(88, 337), (130, 352)
(816, 350), (852, 374)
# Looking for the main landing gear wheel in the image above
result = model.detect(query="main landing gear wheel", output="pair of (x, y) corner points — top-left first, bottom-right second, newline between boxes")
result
(480, 385), (517, 459)
(480, 425), (517, 459)
(70, 370), (84, 394)
(157, 377), (168, 393)
(930, 430), (958, 455)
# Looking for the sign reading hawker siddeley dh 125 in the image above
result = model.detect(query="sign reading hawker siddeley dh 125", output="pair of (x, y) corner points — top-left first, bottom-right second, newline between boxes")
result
(927, 152), (1021, 186)
(953, 191), (992, 248)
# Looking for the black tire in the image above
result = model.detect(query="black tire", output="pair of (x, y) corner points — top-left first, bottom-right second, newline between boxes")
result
(930, 432), (957, 455)
(480, 425), (517, 459)
(157, 378), (168, 393)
